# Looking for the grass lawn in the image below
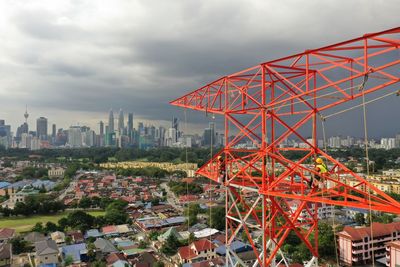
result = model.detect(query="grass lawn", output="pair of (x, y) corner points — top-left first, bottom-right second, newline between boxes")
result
(0, 210), (105, 233)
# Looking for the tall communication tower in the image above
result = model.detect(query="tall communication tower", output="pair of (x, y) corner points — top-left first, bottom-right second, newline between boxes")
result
(171, 27), (400, 266)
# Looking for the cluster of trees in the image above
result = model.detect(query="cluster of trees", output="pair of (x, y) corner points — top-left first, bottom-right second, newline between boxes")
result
(30, 200), (129, 233)
(0, 194), (65, 217)
(167, 181), (203, 196)
(116, 167), (170, 178)
(355, 212), (395, 226)
(282, 222), (336, 263)
(210, 206), (225, 231)
(18, 166), (49, 180)
(0, 147), (216, 166)
(184, 203), (204, 226)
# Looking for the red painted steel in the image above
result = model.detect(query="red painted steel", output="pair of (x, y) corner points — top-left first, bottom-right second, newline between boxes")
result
(171, 27), (400, 266)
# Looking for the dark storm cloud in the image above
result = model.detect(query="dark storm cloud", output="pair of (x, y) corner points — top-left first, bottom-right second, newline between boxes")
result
(0, 0), (399, 136)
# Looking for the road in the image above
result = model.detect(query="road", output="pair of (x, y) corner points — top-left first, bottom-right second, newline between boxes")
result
(57, 179), (76, 201)
(160, 182), (183, 212)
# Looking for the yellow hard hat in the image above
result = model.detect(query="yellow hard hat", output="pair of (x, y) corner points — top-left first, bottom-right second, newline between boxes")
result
(315, 157), (323, 164)
(217, 156), (223, 160)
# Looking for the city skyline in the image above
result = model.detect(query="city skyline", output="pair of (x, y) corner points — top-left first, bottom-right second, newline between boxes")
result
(0, 1), (399, 138)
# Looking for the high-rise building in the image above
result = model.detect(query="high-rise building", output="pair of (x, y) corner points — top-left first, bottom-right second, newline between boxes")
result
(52, 124), (56, 138)
(108, 109), (114, 133)
(172, 116), (179, 140)
(20, 133), (32, 149)
(203, 122), (215, 146)
(138, 122), (144, 136)
(68, 126), (82, 148)
(24, 105), (29, 123)
(0, 120), (11, 149)
(36, 117), (48, 140)
(118, 109), (124, 134)
(99, 121), (104, 136)
(128, 113), (133, 137)
(396, 134), (400, 148)
(30, 137), (40, 150)
(83, 130), (95, 147)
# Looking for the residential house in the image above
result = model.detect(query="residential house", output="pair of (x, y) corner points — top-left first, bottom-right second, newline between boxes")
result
(182, 257), (225, 267)
(67, 231), (84, 244)
(178, 239), (217, 264)
(0, 243), (12, 267)
(102, 226), (119, 237)
(94, 238), (118, 257)
(132, 252), (157, 267)
(215, 240), (252, 256)
(115, 225), (134, 236)
(84, 229), (102, 239)
(61, 243), (88, 263)
(24, 232), (46, 244)
(106, 253), (127, 266)
(34, 240), (59, 267)
(0, 229), (15, 243)
(158, 227), (183, 243)
(51, 231), (66, 247)
(111, 260), (130, 267)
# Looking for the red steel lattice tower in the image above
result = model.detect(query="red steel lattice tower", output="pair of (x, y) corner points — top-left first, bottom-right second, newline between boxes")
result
(171, 27), (400, 266)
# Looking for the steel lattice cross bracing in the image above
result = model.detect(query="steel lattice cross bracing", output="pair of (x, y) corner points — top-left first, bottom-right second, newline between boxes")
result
(171, 27), (400, 266)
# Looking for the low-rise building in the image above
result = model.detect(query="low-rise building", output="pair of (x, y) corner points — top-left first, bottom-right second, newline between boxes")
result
(48, 168), (65, 178)
(34, 240), (59, 267)
(337, 222), (400, 266)
(386, 240), (400, 266)
(51, 231), (66, 247)
(177, 239), (217, 264)
(0, 243), (12, 267)
(0, 229), (15, 243)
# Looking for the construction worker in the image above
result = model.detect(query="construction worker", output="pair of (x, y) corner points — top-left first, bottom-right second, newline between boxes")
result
(217, 155), (226, 183)
(308, 157), (328, 188)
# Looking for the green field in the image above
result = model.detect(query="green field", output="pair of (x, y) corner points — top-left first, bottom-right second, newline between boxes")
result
(0, 210), (105, 233)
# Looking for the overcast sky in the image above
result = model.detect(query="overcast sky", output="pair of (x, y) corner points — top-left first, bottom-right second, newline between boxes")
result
(0, 0), (399, 137)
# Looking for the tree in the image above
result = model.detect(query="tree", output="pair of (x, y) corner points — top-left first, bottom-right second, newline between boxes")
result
(318, 222), (335, 258)
(210, 206), (225, 231)
(64, 255), (74, 266)
(10, 237), (30, 254)
(188, 232), (196, 244)
(161, 235), (180, 256)
(149, 231), (160, 241)
(65, 236), (72, 245)
(138, 240), (148, 249)
(354, 213), (365, 225)
(58, 218), (69, 231)
(45, 222), (58, 233)
(67, 210), (95, 231)
(87, 242), (97, 262)
(79, 197), (92, 209)
(32, 222), (44, 233)
(105, 208), (128, 225)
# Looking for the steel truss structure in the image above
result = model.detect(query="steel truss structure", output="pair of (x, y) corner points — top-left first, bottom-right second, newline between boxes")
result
(171, 27), (400, 266)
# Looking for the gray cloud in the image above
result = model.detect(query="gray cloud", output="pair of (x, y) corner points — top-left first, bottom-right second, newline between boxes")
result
(0, 0), (399, 137)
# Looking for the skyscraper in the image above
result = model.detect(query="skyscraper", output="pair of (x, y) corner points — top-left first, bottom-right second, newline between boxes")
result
(36, 117), (48, 140)
(108, 109), (114, 133)
(128, 113), (133, 135)
(99, 121), (104, 136)
(172, 116), (179, 140)
(52, 124), (56, 138)
(118, 109), (124, 134)
(68, 126), (82, 148)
